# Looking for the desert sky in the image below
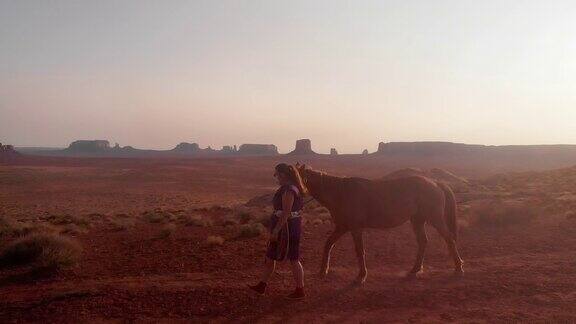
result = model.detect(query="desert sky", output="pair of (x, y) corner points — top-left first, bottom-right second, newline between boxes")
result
(1, 0), (575, 153)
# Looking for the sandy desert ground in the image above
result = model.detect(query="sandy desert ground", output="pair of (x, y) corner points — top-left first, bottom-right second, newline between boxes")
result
(1, 155), (576, 323)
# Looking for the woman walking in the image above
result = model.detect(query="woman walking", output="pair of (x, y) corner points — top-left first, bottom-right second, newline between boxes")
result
(249, 163), (307, 299)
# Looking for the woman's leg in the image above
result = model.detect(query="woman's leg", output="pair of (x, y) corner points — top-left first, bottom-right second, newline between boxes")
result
(260, 256), (276, 283)
(290, 259), (304, 288)
(250, 256), (275, 294)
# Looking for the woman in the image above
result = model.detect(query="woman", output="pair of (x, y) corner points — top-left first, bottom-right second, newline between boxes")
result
(249, 163), (307, 299)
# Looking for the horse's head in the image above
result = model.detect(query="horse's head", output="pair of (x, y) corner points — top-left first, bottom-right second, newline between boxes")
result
(295, 162), (322, 197)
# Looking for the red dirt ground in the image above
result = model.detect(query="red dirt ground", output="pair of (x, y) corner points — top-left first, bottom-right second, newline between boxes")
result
(1, 157), (576, 323)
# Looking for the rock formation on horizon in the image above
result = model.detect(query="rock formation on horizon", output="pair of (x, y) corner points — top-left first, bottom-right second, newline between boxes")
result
(330, 148), (338, 155)
(382, 167), (477, 193)
(362, 149), (369, 155)
(0, 142), (22, 162)
(172, 142), (201, 153)
(221, 145), (238, 154)
(66, 140), (111, 153)
(288, 139), (317, 155)
(376, 141), (485, 155)
(238, 144), (279, 155)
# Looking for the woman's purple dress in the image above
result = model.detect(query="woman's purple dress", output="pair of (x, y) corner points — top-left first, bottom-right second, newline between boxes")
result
(266, 184), (303, 261)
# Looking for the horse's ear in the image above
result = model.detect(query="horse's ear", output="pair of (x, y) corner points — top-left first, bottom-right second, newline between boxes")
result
(297, 163), (306, 171)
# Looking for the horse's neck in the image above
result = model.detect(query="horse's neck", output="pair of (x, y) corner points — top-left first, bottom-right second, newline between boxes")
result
(311, 173), (341, 207)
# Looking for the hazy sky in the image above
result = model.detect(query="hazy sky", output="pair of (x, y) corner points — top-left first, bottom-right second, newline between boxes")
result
(1, 1), (575, 153)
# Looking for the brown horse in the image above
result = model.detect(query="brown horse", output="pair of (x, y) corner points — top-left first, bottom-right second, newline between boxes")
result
(295, 163), (463, 284)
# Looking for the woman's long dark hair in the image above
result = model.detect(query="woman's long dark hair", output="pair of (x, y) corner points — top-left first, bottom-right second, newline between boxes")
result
(275, 163), (308, 196)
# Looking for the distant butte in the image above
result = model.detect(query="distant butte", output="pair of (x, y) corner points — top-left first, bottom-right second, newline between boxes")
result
(66, 140), (111, 153)
(0, 142), (23, 163)
(238, 144), (279, 155)
(172, 142), (201, 153)
(288, 139), (317, 155)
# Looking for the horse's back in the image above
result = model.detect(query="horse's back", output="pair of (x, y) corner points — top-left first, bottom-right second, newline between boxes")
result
(335, 175), (442, 229)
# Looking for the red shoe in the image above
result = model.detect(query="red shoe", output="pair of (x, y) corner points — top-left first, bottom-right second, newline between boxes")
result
(286, 288), (305, 300)
(248, 282), (267, 295)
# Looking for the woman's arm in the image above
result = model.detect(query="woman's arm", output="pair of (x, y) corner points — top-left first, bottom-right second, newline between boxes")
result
(271, 191), (295, 240)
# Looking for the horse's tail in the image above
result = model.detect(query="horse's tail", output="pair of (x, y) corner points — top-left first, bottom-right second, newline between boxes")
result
(438, 182), (458, 241)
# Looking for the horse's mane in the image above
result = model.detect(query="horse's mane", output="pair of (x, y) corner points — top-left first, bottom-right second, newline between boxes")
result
(306, 169), (348, 184)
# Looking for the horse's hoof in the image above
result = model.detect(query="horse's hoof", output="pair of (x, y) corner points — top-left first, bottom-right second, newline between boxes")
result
(353, 276), (367, 286)
(404, 270), (423, 281)
(452, 269), (464, 278)
(316, 271), (329, 279)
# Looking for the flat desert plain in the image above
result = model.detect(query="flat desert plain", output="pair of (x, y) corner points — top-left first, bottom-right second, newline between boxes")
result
(1, 155), (576, 323)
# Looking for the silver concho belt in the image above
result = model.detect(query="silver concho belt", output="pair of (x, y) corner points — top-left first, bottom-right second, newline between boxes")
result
(273, 210), (301, 219)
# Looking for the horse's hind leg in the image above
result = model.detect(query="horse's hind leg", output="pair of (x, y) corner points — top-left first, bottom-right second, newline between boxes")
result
(352, 230), (367, 285)
(407, 218), (428, 278)
(319, 227), (347, 278)
(429, 220), (464, 275)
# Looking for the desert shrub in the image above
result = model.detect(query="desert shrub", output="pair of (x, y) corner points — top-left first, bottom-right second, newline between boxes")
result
(158, 223), (176, 239)
(232, 205), (255, 224)
(0, 217), (27, 237)
(206, 235), (225, 246)
(142, 210), (175, 224)
(180, 214), (211, 227)
(238, 211), (253, 224)
(0, 217), (55, 238)
(318, 212), (332, 222)
(109, 218), (135, 232)
(44, 214), (89, 228)
(472, 201), (538, 227)
(59, 224), (87, 236)
(310, 218), (324, 226)
(238, 223), (266, 238)
(220, 218), (238, 226)
(255, 214), (270, 228)
(22, 223), (58, 236)
(0, 233), (82, 270)
(209, 205), (232, 213)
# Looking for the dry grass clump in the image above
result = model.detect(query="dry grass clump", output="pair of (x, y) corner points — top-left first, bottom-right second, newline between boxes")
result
(43, 213), (89, 228)
(233, 205), (272, 227)
(158, 223), (176, 239)
(109, 218), (135, 232)
(253, 212), (272, 227)
(142, 209), (175, 224)
(59, 224), (87, 236)
(1, 216), (29, 237)
(238, 211), (253, 224)
(0, 217), (57, 238)
(0, 233), (82, 270)
(206, 235), (225, 246)
(237, 223), (266, 238)
(309, 218), (324, 226)
(471, 200), (538, 227)
(179, 214), (212, 227)
(232, 205), (256, 224)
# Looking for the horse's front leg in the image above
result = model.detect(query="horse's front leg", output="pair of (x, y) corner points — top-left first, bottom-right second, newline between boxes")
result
(319, 227), (347, 278)
(352, 230), (368, 285)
